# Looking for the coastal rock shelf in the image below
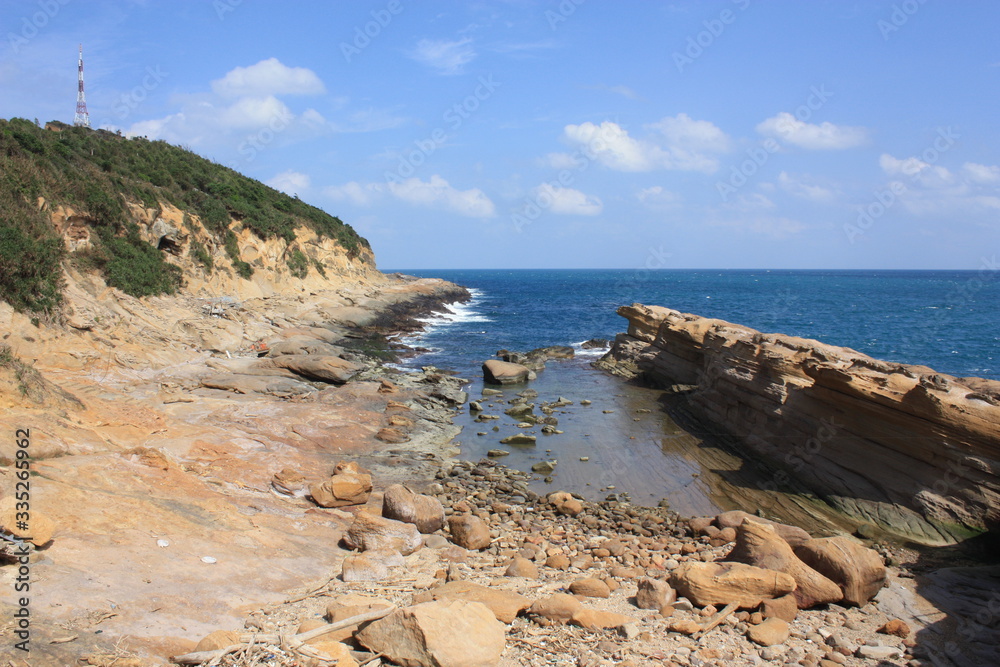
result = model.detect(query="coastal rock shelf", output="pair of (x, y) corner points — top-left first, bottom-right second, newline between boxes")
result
(597, 304), (1000, 545)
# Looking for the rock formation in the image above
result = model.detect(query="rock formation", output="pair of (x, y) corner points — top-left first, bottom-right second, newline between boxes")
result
(598, 304), (1000, 545)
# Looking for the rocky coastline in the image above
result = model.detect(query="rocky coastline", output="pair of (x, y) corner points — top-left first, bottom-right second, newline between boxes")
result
(595, 304), (1000, 547)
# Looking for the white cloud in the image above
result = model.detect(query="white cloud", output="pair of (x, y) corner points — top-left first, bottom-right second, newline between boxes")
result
(879, 154), (953, 188)
(534, 184), (603, 216)
(636, 186), (681, 208)
(777, 172), (835, 202)
(756, 112), (867, 150)
(325, 176), (495, 218)
(219, 95), (294, 129)
(389, 175), (495, 217)
(211, 58), (325, 98)
(963, 162), (1000, 184)
(267, 170), (310, 196)
(409, 38), (476, 75)
(558, 116), (729, 173)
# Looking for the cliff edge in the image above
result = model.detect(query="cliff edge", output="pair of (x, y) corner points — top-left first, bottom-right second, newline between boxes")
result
(597, 304), (1000, 546)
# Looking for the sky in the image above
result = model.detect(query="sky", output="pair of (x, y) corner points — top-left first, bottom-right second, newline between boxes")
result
(1, 0), (998, 271)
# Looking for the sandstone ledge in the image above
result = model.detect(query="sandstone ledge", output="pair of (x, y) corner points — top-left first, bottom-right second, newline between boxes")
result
(596, 304), (1000, 545)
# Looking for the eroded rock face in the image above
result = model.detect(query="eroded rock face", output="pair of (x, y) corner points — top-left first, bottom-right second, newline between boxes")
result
(382, 484), (445, 534)
(599, 303), (1000, 545)
(355, 600), (505, 667)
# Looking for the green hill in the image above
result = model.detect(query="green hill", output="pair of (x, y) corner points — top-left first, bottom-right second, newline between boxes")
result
(0, 117), (368, 314)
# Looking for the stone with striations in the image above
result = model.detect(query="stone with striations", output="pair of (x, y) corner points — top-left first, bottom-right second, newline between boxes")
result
(309, 472), (372, 508)
(381, 484), (445, 534)
(343, 511), (423, 555)
(669, 561), (796, 609)
(793, 536), (887, 607)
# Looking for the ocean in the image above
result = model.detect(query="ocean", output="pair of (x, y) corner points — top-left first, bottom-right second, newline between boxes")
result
(383, 269), (999, 517)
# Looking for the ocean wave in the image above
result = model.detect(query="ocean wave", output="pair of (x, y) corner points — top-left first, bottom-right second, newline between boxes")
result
(416, 289), (492, 326)
(571, 340), (611, 358)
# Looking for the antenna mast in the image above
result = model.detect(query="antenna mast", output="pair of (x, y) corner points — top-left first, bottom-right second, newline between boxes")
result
(74, 44), (91, 128)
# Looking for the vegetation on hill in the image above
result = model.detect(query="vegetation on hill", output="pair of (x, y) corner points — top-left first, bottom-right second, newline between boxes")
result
(0, 117), (368, 314)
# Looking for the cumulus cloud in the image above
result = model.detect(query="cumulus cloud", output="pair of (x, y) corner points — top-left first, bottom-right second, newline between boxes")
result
(409, 38), (476, 75)
(636, 186), (681, 208)
(879, 154), (953, 188)
(534, 183), (603, 216)
(875, 154), (1000, 216)
(211, 58), (325, 98)
(325, 176), (495, 218)
(267, 170), (310, 196)
(556, 115), (729, 173)
(963, 162), (1000, 184)
(756, 112), (867, 150)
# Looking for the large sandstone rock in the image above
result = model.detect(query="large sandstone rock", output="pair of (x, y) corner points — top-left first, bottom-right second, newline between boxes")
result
(669, 561), (796, 609)
(343, 512), (423, 555)
(340, 554), (388, 582)
(448, 514), (491, 550)
(323, 594), (393, 643)
(413, 581), (530, 623)
(482, 359), (531, 385)
(602, 303), (1000, 546)
(200, 373), (317, 397)
(269, 354), (361, 384)
(310, 472), (372, 508)
(726, 520), (842, 608)
(794, 536), (887, 606)
(266, 336), (345, 357)
(715, 511), (811, 547)
(528, 593), (582, 625)
(382, 484), (445, 534)
(355, 600), (505, 667)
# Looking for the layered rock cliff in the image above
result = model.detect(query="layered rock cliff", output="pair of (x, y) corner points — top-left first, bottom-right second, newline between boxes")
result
(597, 304), (1000, 545)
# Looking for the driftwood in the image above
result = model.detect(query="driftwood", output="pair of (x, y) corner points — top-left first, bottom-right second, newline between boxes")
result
(171, 605), (396, 665)
(695, 602), (739, 639)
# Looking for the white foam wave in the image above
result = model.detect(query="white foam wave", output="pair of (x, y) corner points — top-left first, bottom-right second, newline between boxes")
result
(572, 340), (611, 357)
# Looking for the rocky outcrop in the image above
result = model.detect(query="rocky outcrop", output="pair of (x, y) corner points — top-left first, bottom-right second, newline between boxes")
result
(598, 304), (1000, 545)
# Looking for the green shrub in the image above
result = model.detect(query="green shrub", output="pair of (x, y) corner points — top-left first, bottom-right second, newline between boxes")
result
(287, 248), (309, 279)
(190, 239), (214, 272)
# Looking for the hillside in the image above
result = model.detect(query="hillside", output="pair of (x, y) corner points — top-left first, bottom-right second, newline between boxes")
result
(0, 117), (371, 314)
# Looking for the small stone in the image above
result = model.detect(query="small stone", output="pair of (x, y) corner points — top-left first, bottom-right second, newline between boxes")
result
(569, 578), (611, 598)
(505, 556), (539, 579)
(487, 449), (509, 457)
(448, 514), (491, 550)
(747, 617), (790, 646)
(635, 578), (676, 610)
(856, 645), (903, 660)
(878, 619), (911, 638)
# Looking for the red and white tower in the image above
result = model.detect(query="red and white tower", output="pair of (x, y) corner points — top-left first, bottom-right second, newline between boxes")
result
(74, 44), (91, 128)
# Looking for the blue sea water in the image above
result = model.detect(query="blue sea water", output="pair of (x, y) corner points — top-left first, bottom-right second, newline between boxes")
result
(383, 269), (998, 513)
(391, 269), (999, 381)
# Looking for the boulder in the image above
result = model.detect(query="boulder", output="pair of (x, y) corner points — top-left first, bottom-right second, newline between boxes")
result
(269, 354), (361, 384)
(528, 593), (582, 625)
(195, 630), (240, 652)
(267, 337), (345, 357)
(716, 511), (811, 547)
(668, 561), (796, 609)
(570, 609), (634, 630)
(382, 484), (445, 534)
(413, 581), (530, 623)
(635, 578), (676, 610)
(569, 578), (611, 598)
(355, 600), (505, 667)
(531, 461), (556, 474)
(747, 617), (790, 646)
(505, 556), (539, 579)
(271, 468), (308, 497)
(483, 359), (531, 385)
(500, 434), (536, 445)
(548, 491), (584, 517)
(448, 514), (491, 550)
(343, 512), (423, 555)
(793, 536), (887, 606)
(0, 498), (55, 546)
(726, 520), (842, 609)
(341, 554), (389, 582)
(309, 472), (372, 508)
(200, 373), (316, 397)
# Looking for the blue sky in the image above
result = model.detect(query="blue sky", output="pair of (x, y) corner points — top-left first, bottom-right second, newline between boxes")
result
(2, 0), (998, 270)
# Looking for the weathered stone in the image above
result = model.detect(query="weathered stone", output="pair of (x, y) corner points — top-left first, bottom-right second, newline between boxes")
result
(356, 600), (505, 667)
(343, 511), (423, 555)
(716, 511), (811, 547)
(306, 640), (358, 667)
(528, 593), (582, 625)
(323, 594), (393, 642)
(382, 484), (445, 534)
(505, 556), (539, 579)
(195, 630), (240, 652)
(448, 514), (491, 550)
(668, 561), (796, 609)
(483, 359), (531, 385)
(309, 472), (372, 508)
(878, 619), (911, 638)
(531, 461), (556, 474)
(569, 577), (611, 598)
(269, 354), (361, 384)
(571, 608), (634, 630)
(414, 581), (530, 623)
(500, 434), (536, 445)
(340, 554), (389, 582)
(726, 520), (842, 609)
(0, 498), (55, 546)
(760, 593), (798, 622)
(271, 468), (308, 497)
(635, 578), (676, 610)
(747, 617), (790, 646)
(200, 373), (317, 397)
(793, 536), (887, 606)
(376, 427), (409, 444)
